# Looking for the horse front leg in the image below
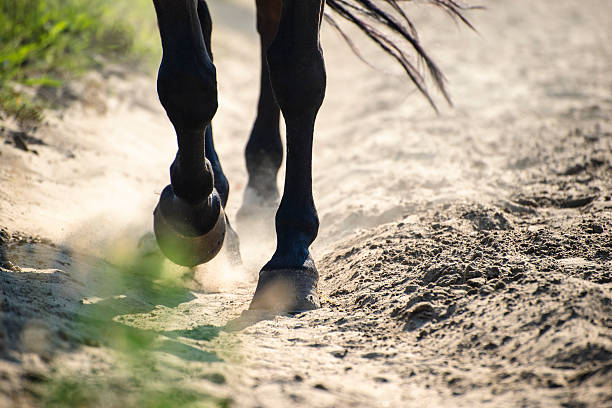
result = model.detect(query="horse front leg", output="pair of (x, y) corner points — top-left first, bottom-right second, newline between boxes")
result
(249, 0), (326, 312)
(152, 0), (226, 267)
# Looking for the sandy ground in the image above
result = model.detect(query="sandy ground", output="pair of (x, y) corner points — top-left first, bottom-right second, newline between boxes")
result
(1, 0), (611, 406)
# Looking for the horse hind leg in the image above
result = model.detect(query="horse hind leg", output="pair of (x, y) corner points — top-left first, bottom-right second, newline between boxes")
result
(236, 0), (283, 226)
(249, 0), (326, 312)
(197, 0), (241, 263)
(152, 0), (229, 267)
(205, 124), (242, 264)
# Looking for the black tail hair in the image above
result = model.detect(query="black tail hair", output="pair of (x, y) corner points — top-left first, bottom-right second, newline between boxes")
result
(325, 0), (478, 111)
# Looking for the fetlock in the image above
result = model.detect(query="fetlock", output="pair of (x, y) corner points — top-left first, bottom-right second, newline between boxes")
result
(170, 155), (214, 203)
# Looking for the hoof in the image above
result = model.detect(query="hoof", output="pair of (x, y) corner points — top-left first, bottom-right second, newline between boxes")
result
(153, 185), (226, 267)
(249, 264), (320, 313)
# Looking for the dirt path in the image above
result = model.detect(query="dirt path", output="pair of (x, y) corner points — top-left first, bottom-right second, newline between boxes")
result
(1, 0), (611, 407)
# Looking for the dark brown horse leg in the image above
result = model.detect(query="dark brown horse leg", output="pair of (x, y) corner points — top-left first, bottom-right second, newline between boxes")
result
(237, 0), (283, 221)
(249, 0), (326, 312)
(197, 0), (241, 263)
(205, 125), (242, 264)
(152, 0), (226, 267)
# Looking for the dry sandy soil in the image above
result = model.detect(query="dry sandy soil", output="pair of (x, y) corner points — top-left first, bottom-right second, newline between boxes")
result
(1, 0), (611, 406)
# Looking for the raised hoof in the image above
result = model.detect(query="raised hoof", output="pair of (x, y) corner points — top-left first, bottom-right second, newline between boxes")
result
(153, 185), (226, 267)
(248, 266), (320, 313)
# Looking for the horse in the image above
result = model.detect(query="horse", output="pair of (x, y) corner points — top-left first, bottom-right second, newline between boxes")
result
(150, 0), (472, 313)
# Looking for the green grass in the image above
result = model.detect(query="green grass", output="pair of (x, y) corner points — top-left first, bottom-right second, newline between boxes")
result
(34, 240), (235, 407)
(0, 0), (160, 127)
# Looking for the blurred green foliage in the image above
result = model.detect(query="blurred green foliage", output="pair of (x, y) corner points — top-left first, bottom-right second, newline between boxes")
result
(36, 239), (233, 407)
(42, 378), (231, 408)
(0, 0), (160, 125)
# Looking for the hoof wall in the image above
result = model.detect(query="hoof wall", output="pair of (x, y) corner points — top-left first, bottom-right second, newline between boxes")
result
(153, 186), (226, 267)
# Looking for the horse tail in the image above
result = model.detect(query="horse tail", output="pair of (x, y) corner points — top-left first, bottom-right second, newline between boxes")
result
(324, 0), (477, 111)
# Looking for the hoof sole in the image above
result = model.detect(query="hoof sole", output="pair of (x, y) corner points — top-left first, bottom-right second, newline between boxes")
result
(153, 188), (226, 267)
